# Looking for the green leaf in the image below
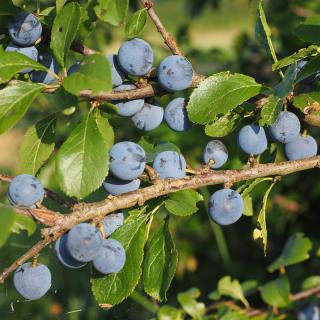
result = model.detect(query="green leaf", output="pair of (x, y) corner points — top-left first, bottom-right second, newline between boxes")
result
(272, 45), (319, 70)
(94, 0), (129, 26)
(205, 112), (241, 138)
(187, 72), (262, 124)
(256, 181), (277, 254)
(20, 114), (56, 175)
(296, 55), (320, 83)
(302, 276), (320, 290)
(56, 111), (109, 199)
(158, 305), (185, 320)
(56, 0), (66, 13)
(295, 15), (320, 44)
(63, 54), (112, 95)
(260, 275), (290, 308)
(11, 213), (37, 236)
(218, 276), (249, 308)
(0, 206), (16, 247)
(241, 280), (259, 296)
(165, 190), (203, 217)
(93, 110), (114, 149)
(125, 8), (147, 39)
(0, 82), (43, 134)
(220, 312), (250, 320)
(91, 215), (148, 307)
(143, 219), (178, 301)
(51, 2), (81, 67)
(259, 94), (282, 126)
(274, 62), (297, 98)
(293, 92), (320, 112)
(267, 234), (312, 272)
(0, 48), (48, 84)
(177, 288), (205, 319)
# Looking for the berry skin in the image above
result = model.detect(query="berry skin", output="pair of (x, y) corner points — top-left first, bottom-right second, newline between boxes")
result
(297, 304), (320, 320)
(153, 151), (186, 179)
(285, 134), (318, 160)
(93, 239), (126, 274)
(13, 262), (51, 300)
(238, 124), (268, 155)
(8, 13), (42, 46)
(30, 54), (59, 84)
(117, 38), (154, 76)
(109, 142), (146, 181)
(270, 111), (301, 143)
(113, 84), (144, 116)
(158, 55), (193, 92)
(132, 102), (164, 131)
(55, 233), (87, 269)
(5, 43), (38, 73)
(67, 61), (80, 75)
(164, 98), (190, 131)
(67, 223), (103, 262)
(203, 140), (228, 169)
(208, 189), (243, 226)
(107, 54), (126, 87)
(103, 212), (124, 236)
(8, 174), (45, 208)
(103, 175), (140, 196)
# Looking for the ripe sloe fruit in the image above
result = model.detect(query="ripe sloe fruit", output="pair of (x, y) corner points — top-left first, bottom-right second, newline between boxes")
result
(107, 54), (126, 87)
(297, 304), (320, 320)
(103, 175), (140, 195)
(103, 212), (124, 236)
(153, 151), (186, 179)
(164, 98), (190, 131)
(285, 134), (318, 160)
(30, 53), (59, 84)
(238, 124), (268, 155)
(203, 140), (228, 169)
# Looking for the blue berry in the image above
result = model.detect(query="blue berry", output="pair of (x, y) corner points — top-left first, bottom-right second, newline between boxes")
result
(103, 175), (140, 196)
(238, 124), (268, 155)
(5, 43), (38, 73)
(117, 38), (153, 76)
(158, 55), (193, 92)
(164, 98), (190, 131)
(67, 223), (103, 262)
(297, 304), (320, 320)
(107, 54), (126, 87)
(30, 54), (58, 84)
(113, 84), (144, 116)
(270, 111), (301, 143)
(13, 262), (51, 300)
(203, 140), (228, 169)
(131, 102), (164, 131)
(8, 13), (42, 46)
(93, 239), (126, 274)
(55, 233), (86, 269)
(208, 189), (243, 225)
(8, 174), (45, 208)
(103, 212), (124, 236)
(285, 134), (318, 160)
(67, 61), (80, 75)
(153, 151), (186, 179)
(109, 141), (146, 181)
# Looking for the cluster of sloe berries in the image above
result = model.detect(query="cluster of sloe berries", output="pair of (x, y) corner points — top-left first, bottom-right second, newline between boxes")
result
(7, 175), (126, 300)
(5, 12), (59, 84)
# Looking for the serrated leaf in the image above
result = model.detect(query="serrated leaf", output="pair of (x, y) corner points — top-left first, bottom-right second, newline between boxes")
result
(63, 54), (112, 95)
(0, 82), (43, 134)
(165, 190), (203, 217)
(267, 234), (312, 272)
(94, 0), (129, 26)
(56, 111), (109, 199)
(177, 288), (205, 319)
(158, 305), (185, 320)
(295, 15), (320, 44)
(11, 213), (37, 236)
(20, 114), (56, 175)
(93, 110), (114, 149)
(272, 45), (319, 70)
(187, 72), (262, 124)
(261, 275), (290, 308)
(0, 206), (16, 247)
(205, 112), (241, 138)
(296, 55), (320, 83)
(0, 49), (48, 84)
(242, 195), (253, 217)
(293, 92), (320, 112)
(259, 94), (282, 126)
(51, 2), (81, 67)
(218, 276), (249, 308)
(274, 62), (297, 98)
(143, 219), (177, 301)
(91, 215), (148, 306)
(56, 0), (66, 13)
(125, 8), (147, 39)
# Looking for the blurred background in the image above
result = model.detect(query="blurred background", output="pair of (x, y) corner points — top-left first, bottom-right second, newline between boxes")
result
(1, 0), (320, 319)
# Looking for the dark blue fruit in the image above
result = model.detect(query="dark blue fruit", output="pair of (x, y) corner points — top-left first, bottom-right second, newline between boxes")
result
(238, 124), (268, 155)
(209, 189), (243, 225)
(153, 151), (186, 179)
(103, 212), (124, 236)
(30, 54), (59, 84)
(107, 54), (126, 87)
(164, 98), (190, 131)
(203, 140), (228, 169)
(103, 175), (140, 196)
(285, 134), (318, 160)
(117, 38), (154, 76)
(297, 304), (320, 320)
(158, 55), (193, 92)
